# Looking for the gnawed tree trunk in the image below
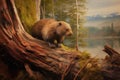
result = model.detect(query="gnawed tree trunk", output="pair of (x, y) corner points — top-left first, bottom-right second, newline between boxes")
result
(0, 0), (81, 80)
(102, 45), (120, 80)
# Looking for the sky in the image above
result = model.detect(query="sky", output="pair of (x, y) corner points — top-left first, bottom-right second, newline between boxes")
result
(86, 0), (120, 16)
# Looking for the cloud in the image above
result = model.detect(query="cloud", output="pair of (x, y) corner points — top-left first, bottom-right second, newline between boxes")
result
(86, 0), (120, 16)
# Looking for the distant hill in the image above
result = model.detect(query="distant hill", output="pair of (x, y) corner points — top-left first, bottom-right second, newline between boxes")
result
(85, 13), (120, 29)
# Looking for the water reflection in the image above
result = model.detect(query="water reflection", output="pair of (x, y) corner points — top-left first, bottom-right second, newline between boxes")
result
(80, 37), (120, 59)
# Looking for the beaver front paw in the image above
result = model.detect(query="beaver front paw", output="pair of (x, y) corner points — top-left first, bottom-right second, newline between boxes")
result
(48, 43), (56, 48)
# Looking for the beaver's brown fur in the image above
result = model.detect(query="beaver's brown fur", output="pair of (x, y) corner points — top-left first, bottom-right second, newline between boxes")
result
(31, 19), (73, 47)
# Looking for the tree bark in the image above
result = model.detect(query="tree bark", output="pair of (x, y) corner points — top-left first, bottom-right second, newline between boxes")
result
(0, 0), (81, 80)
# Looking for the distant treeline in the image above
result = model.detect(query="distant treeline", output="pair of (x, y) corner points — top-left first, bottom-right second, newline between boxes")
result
(86, 24), (120, 37)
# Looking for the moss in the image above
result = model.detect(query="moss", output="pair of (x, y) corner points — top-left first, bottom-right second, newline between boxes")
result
(61, 44), (76, 51)
(15, 0), (37, 33)
(76, 57), (103, 80)
(81, 59), (104, 80)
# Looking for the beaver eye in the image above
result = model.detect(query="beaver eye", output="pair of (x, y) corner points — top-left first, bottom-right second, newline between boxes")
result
(59, 22), (62, 26)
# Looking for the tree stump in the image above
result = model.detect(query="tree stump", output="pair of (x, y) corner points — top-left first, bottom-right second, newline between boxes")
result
(102, 45), (120, 80)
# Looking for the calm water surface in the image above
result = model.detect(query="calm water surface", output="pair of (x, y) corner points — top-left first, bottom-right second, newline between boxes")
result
(80, 37), (120, 59)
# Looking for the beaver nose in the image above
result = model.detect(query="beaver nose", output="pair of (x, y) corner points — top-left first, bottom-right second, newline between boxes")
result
(68, 32), (73, 36)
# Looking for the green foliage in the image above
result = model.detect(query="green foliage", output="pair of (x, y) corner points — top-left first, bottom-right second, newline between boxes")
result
(80, 51), (90, 59)
(61, 44), (75, 51)
(15, 0), (37, 33)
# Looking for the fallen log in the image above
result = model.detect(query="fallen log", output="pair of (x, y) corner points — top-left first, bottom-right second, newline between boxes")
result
(102, 45), (120, 80)
(0, 0), (81, 80)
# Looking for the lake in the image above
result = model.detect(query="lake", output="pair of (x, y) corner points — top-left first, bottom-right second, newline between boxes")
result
(80, 37), (120, 59)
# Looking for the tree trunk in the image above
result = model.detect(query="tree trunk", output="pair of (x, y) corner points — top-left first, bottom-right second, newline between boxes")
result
(52, 0), (55, 19)
(40, 0), (46, 19)
(75, 0), (79, 51)
(0, 0), (81, 80)
(36, 0), (41, 21)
